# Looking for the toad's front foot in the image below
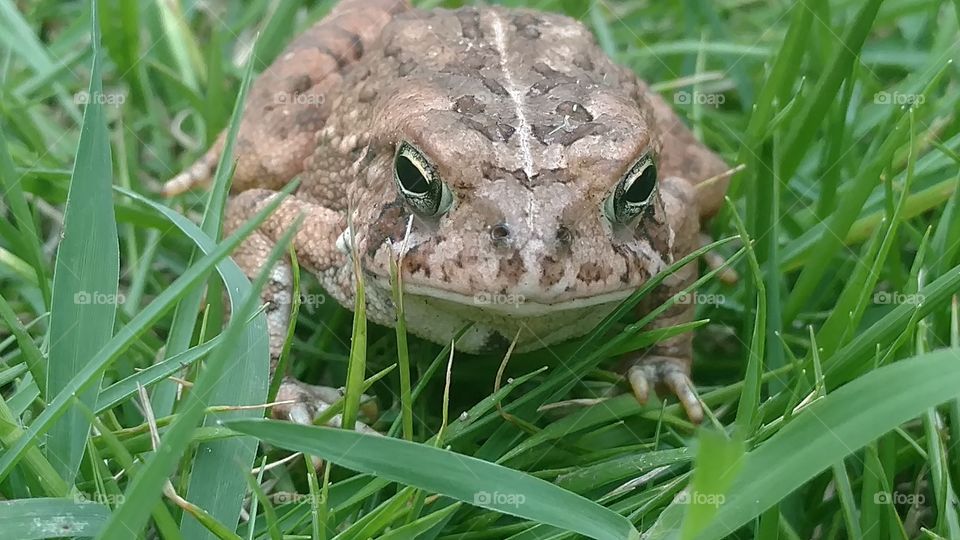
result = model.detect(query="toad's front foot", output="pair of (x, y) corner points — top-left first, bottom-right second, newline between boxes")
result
(627, 356), (703, 424)
(273, 377), (379, 435)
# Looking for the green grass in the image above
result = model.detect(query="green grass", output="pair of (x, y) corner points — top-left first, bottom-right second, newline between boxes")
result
(1, 0), (959, 539)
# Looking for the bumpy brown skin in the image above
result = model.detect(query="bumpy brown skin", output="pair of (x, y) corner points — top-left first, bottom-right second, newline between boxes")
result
(170, 0), (729, 424)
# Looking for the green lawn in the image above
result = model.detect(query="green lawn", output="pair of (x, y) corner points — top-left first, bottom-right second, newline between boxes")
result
(1, 0), (959, 538)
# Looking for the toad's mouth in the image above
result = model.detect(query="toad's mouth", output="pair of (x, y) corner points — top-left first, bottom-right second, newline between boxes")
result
(365, 274), (635, 317)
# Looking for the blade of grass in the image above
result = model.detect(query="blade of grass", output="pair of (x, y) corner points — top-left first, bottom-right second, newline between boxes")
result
(179, 55), (269, 538)
(0, 394), (68, 497)
(784, 61), (950, 321)
(0, 498), (111, 539)
(154, 27), (256, 418)
(45, 2), (118, 485)
(0, 182), (295, 485)
(697, 349), (960, 539)
(390, 249), (413, 441)
(777, 0), (884, 182)
(679, 430), (745, 540)
(728, 198), (766, 435)
(95, 338), (220, 413)
(832, 459), (862, 540)
(0, 128), (49, 307)
(228, 418), (641, 540)
(378, 502), (461, 539)
(342, 210), (367, 432)
(0, 293), (46, 395)
(98, 216), (302, 537)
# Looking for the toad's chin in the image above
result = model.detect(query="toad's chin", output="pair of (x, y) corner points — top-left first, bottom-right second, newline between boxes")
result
(365, 275), (635, 353)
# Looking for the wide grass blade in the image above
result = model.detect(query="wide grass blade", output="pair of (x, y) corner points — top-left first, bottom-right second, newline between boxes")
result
(98, 215), (302, 537)
(228, 419), (640, 540)
(0, 498), (111, 539)
(45, 3), (119, 485)
(0, 184), (295, 485)
(697, 349), (960, 539)
(177, 40), (268, 540)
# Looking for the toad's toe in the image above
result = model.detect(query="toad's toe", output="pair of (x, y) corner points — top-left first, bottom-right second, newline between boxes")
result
(627, 357), (703, 424)
(273, 377), (379, 435)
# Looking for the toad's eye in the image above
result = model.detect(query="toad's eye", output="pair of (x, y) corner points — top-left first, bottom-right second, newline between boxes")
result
(394, 142), (453, 216)
(604, 154), (658, 224)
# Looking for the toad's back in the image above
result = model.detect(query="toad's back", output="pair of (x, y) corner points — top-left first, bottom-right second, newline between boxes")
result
(301, 4), (658, 209)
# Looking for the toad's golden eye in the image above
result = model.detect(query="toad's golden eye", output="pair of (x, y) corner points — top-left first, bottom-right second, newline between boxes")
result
(605, 153), (657, 224)
(394, 142), (452, 217)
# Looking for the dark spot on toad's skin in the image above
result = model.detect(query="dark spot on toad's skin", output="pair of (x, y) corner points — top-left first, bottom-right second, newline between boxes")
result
(330, 27), (364, 61)
(462, 117), (515, 143)
(556, 225), (574, 250)
(556, 101), (594, 123)
(528, 77), (573, 98)
(529, 64), (576, 95)
(457, 8), (483, 39)
(383, 41), (402, 57)
(358, 85), (377, 102)
(573, 51), (595, 71)
(366, 202), (408, 257)
(288, 74), (313, 94)
(513, 13), (541, 31)
(454, 95), (486, 114)
(539, 254), (566, 288)
(400, 242), (435, 280)
(638, 214), (672, 258)
(534, 122), (607, 146)
(402, 253), (429, 277)
(352, 65), (371, 82)
(513, 14), (542, 39)
(462, 55), (490, 70)
(533, 62), (559, 77)
(577, 261), (608, 283)
(442, 252), (479, 282)
(318, 47), (347, 70)
(497, 122), (517, 142)
(498, 250), (525, 279)
(531, 124), (557, 145)
(482, 164), (530, 185)
(482, 77), (509, 96)
(556, 122), (608, 146)
(398, 60), (417, 77)
(528, 168), (569, 186)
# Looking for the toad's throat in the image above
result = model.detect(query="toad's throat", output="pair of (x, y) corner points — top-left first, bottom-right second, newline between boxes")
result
(366, 275), (634, 317)
(365, 274), (629, 353)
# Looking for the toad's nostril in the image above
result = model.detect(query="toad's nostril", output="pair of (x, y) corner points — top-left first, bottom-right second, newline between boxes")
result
(490, 223), (511, 244)
(556, 225), (573, 247)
